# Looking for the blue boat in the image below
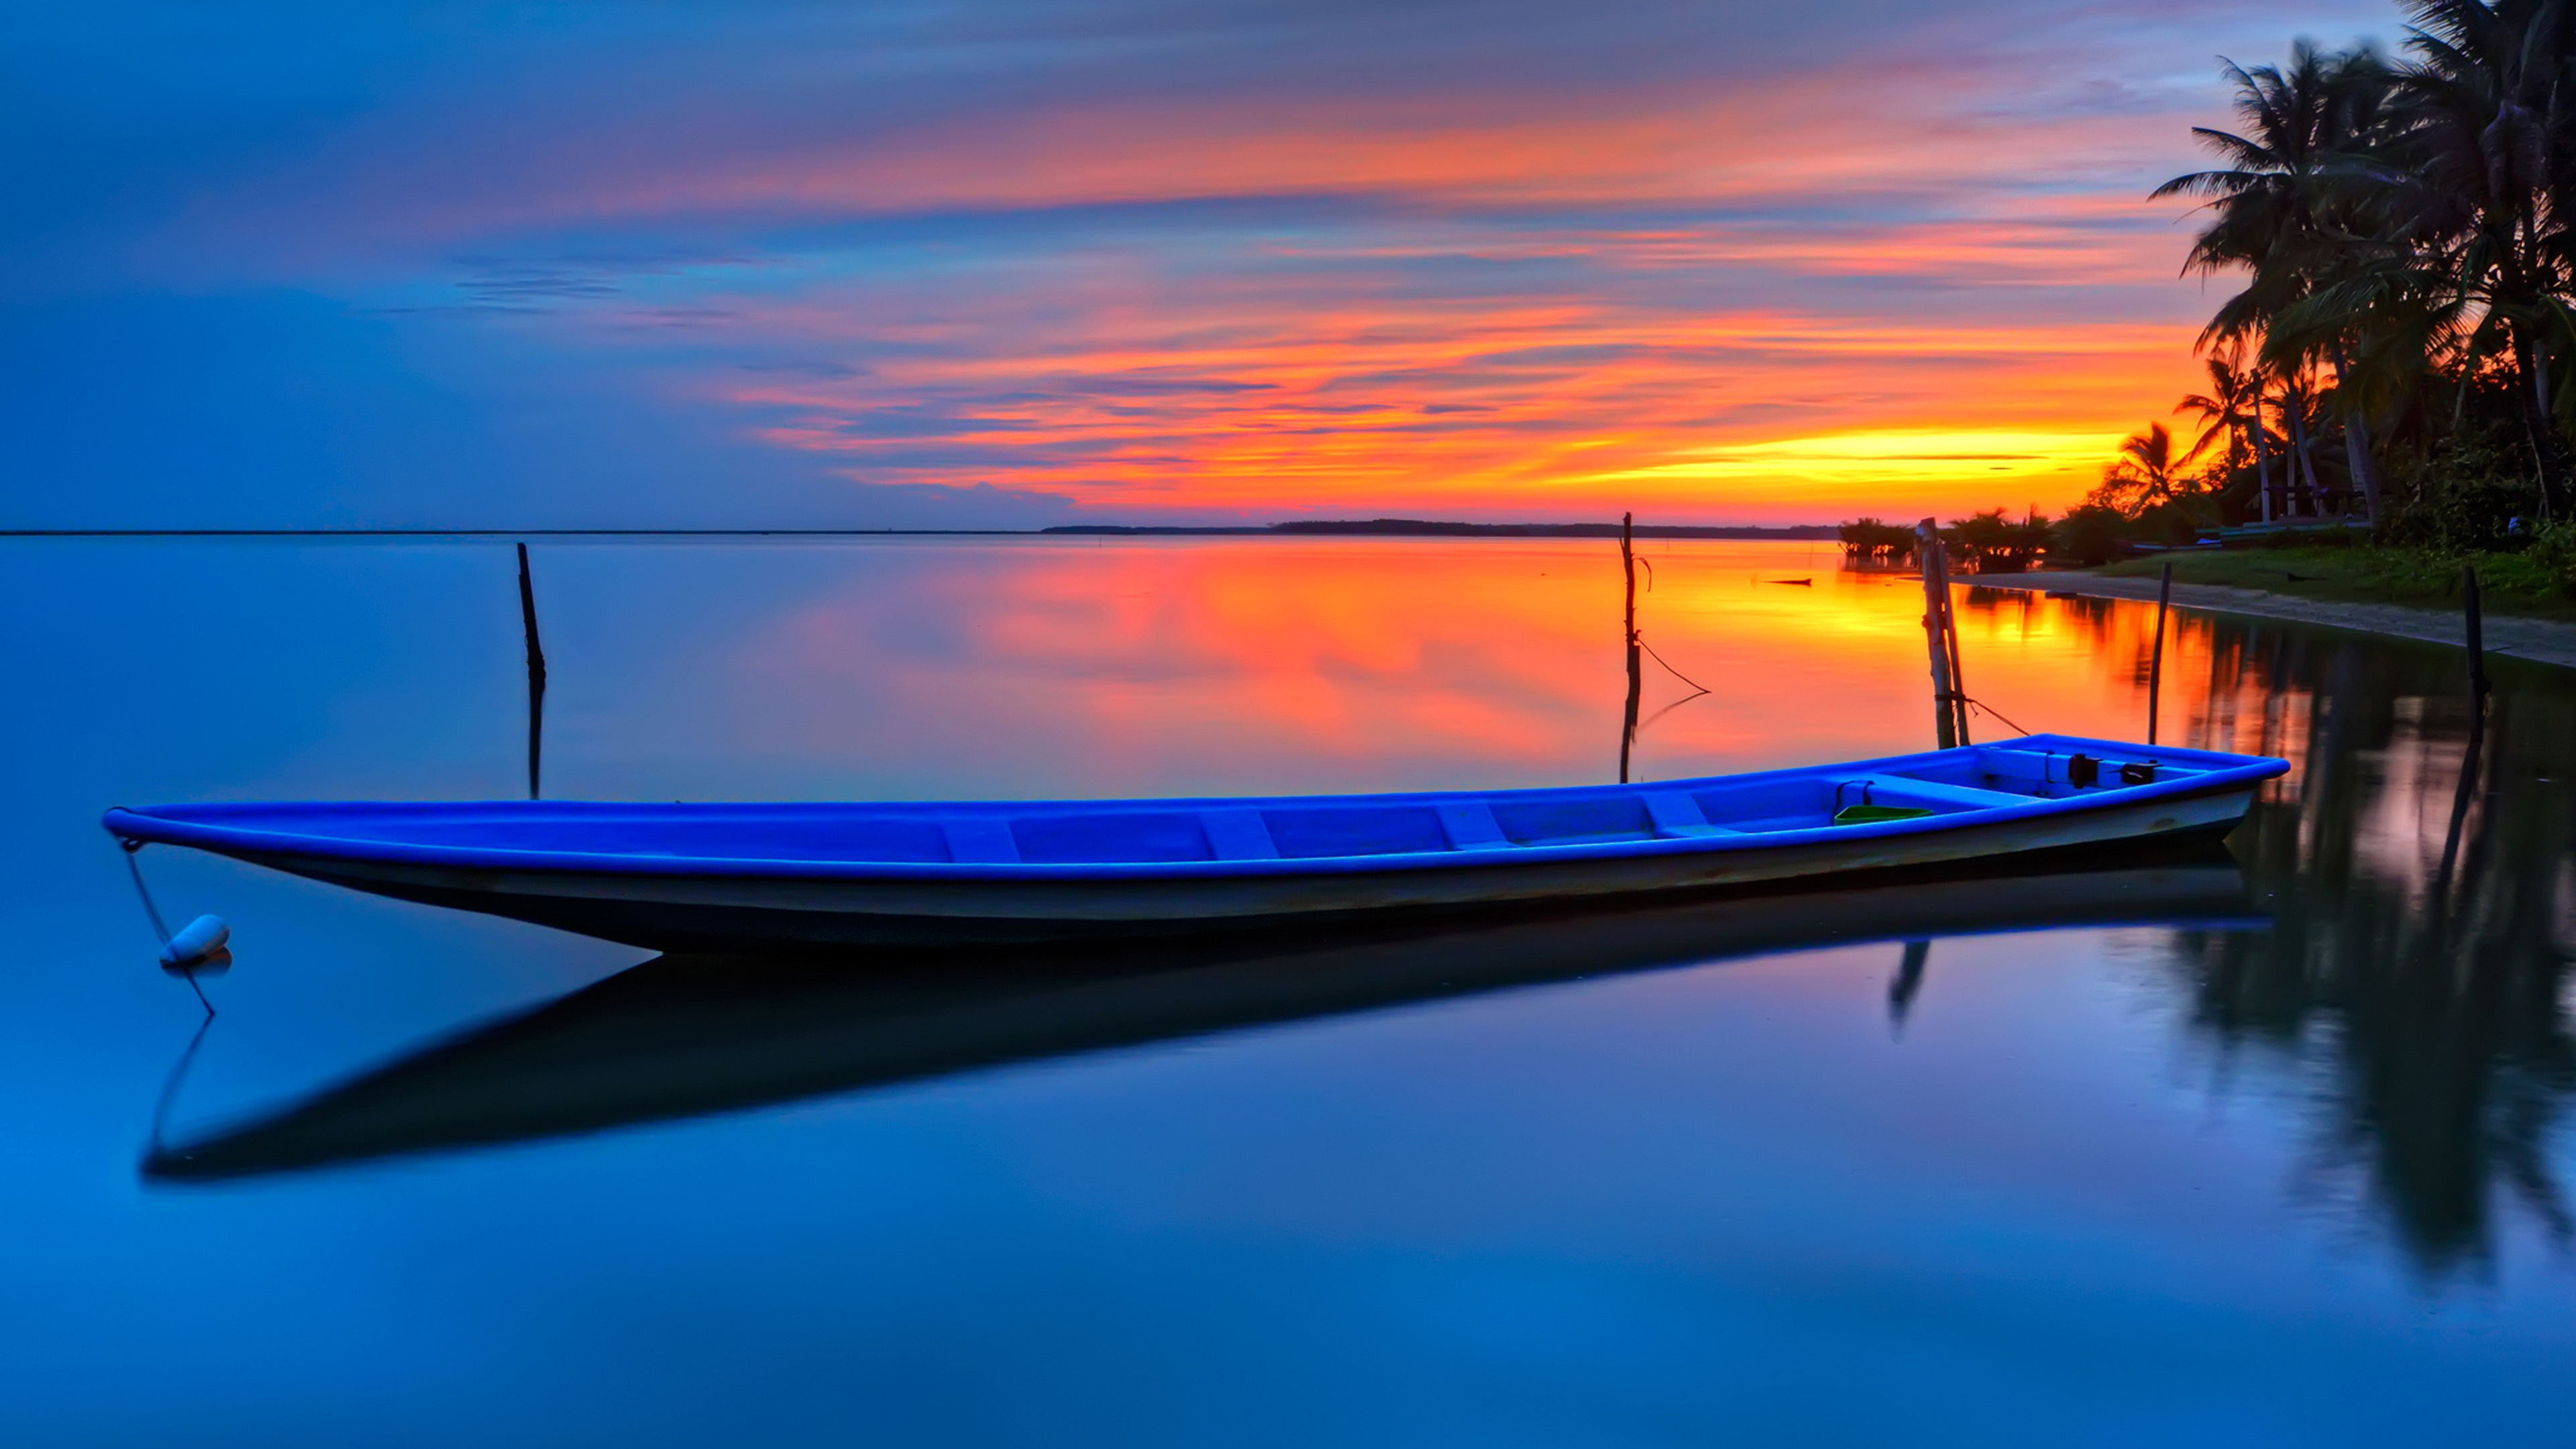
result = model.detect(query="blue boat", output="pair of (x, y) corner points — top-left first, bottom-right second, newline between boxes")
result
(103, 734), (2288, 950)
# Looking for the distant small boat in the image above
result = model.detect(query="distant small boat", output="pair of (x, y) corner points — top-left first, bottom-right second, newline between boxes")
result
(103, 735), (2287, 950)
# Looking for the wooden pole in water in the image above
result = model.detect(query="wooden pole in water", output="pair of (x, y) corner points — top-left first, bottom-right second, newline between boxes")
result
(2146, 559), (2171, 746)
(1917, 518), (1958, 749)
(2463, 563), (2490, 705)
(517, 543), (548, 800)
(1621, 511), (1638, 647)
(1619, 512), (1642, 783)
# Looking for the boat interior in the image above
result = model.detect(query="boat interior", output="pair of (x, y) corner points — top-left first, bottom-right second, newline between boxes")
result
(142, 739), (2230, 867)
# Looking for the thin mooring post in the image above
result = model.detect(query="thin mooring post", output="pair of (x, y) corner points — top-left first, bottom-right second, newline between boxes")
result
(1916, 519), (1961, 749)
(2145, 560), (2172, 746)
(1619, 511), (1642, 783)
(2463, 564), (2490, 705)
(517, 543), (548, 800)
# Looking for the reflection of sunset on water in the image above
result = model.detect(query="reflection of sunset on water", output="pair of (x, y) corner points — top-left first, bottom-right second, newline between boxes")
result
(672, 540), (2304, 798)
(2, 528), (2563, 1436)
(530, 531), (2575, 1279)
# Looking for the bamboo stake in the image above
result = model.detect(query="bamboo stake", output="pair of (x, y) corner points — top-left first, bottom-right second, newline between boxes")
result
(1619, 512), (1642, 782)
(1917, 519), (1958, 750)
(1943, 557), (1970, 747)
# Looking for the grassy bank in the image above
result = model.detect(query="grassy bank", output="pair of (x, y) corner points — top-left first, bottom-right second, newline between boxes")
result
(2090, 546), (2576, 621)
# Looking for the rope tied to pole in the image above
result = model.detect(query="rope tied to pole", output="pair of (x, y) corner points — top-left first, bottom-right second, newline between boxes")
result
(1954, 694), (2033, 737)
(1638, 637), (1711, 696)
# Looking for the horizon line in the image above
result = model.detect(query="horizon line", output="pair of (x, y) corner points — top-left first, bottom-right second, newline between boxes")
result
(0, 521), (1846, 540)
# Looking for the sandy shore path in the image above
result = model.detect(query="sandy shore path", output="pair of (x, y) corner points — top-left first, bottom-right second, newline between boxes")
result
(1968, 571), (2576, 672)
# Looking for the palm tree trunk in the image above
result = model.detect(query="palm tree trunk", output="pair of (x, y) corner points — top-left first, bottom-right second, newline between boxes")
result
(2330, 345), (2382, 527)
(2534, 339), (2559, 523)
(2284, 380), (2324, 517)
(2342, 411), (2381, 526)
(2253, 393), (2275, 524)
(2515, 331), (2559, 522)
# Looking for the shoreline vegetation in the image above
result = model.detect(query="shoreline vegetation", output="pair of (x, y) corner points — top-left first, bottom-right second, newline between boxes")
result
(2094, 544), (2576, 619)
(1968, 568), (2576, 668)
(1843, 513), (2576, 620)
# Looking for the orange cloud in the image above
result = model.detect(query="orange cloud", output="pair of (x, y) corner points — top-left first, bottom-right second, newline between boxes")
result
(707, 276), (2199, 519)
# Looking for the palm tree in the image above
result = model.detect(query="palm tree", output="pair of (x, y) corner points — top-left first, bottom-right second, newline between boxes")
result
(2156, 44), (2397, 522)
(2155, 44), (2348, 319)
(2099, 423), (2190, 515)
(2153, 10), (2576, 537)
(2378, 0), (2576, 513)
(2180, 349), (2273, 516)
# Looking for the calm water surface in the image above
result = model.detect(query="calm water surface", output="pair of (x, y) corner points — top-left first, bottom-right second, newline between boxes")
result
(3, 537), (2570, 1445)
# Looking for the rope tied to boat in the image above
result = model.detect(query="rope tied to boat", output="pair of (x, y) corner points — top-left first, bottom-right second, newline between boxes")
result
(119, 837), (228, 1011)
(120, 837), (229, 1158)
(120, 837), (174, 950)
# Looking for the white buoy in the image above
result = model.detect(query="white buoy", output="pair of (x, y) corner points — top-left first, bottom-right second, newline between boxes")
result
(158, 914), (231, 969)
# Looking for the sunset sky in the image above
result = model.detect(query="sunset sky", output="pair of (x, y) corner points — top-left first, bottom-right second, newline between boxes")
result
(4, 0), (2395, 528)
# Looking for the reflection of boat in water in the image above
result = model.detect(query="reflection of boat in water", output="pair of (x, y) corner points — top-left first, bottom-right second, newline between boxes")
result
(146, 849), (2263, 1183)
(105, 736), (2286, 949)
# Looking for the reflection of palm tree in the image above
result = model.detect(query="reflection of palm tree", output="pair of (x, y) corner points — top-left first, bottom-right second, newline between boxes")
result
(2168, 618), (2571, 1274)
(2012, 594), (2576, 1275)
(2099, 423), (2188, 513)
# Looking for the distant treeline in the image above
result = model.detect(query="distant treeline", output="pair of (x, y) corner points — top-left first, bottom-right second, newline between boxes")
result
(1839, 512), (2053, 573)
(1044, 519), (1840, 539)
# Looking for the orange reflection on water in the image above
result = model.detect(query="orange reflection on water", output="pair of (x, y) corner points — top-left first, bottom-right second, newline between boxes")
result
(713, 540), (2282, 800)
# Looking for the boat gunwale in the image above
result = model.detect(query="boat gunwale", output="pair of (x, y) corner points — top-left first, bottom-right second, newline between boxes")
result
(103, 735), (2288, 883)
